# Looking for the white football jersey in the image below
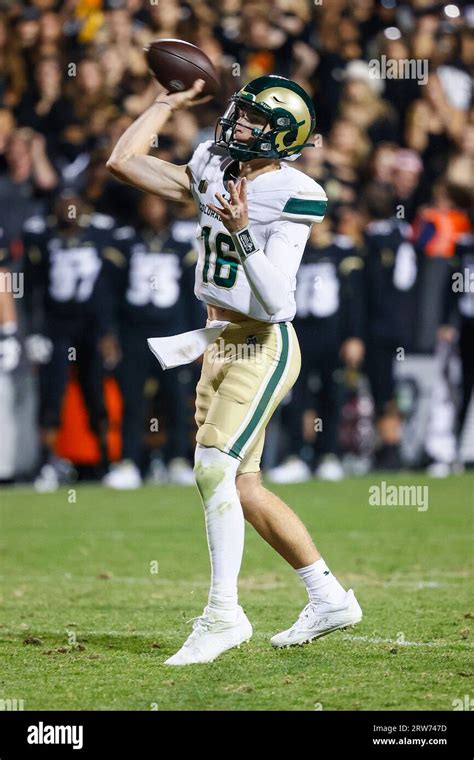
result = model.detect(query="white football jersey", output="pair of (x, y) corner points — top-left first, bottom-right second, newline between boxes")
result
(187, 140), (327, 322)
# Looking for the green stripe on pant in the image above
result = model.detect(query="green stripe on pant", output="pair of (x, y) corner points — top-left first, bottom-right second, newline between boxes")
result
(228, 323), (290, 460)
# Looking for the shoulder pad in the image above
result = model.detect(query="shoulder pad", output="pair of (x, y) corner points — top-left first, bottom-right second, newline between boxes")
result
(23, 216), (47, 234)
(187, 139), (215, 184)
(281, 179), (328, 223)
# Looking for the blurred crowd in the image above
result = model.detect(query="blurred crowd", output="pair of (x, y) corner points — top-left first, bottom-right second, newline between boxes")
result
(0, 0), (472, 488)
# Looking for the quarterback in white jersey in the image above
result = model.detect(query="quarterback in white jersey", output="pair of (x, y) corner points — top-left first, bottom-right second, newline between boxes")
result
(188, 138), (326, 322)
(108, 74), (362, 665)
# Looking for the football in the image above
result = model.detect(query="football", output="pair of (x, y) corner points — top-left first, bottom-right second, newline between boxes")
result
(144, 38), (219, 97)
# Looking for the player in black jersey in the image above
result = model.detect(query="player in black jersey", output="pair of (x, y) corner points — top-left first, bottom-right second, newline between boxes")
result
(23, 190), (111, 491)
(100, 194), (201, 489)
(268, 217), (366, 483)
(437, 229), (474, 473)
(363, 184), (419, 470)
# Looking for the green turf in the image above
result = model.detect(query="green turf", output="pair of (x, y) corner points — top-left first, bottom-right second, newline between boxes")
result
(0, 474), (472, 711)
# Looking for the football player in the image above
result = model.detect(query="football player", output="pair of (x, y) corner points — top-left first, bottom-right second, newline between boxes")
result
(100, 194), (199, 488)
(107, 75), (363, 664)
(23, 190), (110, 491)
(363, 184), (419, 470)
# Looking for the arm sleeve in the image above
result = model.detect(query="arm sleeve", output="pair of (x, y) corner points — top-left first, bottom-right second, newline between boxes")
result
(238, 220), (311, 316)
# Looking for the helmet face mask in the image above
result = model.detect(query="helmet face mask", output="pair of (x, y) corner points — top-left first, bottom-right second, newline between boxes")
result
(215, 75), (316, 162)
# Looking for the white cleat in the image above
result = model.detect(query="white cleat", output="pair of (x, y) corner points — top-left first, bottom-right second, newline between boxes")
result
(426, 461), (451, 478)
(164, 606), (252, 666)
(266, 456), (311, 484)
(34, 464), (59, 493)
(270, 589), (362, 648)
(103, 460), (142, 489)
(167, 457), (195, 486)
(315, 454), (345, 481)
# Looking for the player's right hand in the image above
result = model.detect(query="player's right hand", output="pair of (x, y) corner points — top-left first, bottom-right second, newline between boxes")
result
(155, 79), (212, 112)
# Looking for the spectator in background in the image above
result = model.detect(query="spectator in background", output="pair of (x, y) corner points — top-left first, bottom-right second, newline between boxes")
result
(65, 58), (111, 127)
(406, 72), (466, 185)
(362, 183), (419, 470)
(0, 14), (27, 108)
(217, 8), (317, 82)
(377, 37), (421, 143)
(15, 56), (73, 154)
(13, 6), (41, 73)
(339, 59), (398, 145)
(320, 118), (369, 205)
(0, 129), (57, 245)
(390, 149), (423, 223)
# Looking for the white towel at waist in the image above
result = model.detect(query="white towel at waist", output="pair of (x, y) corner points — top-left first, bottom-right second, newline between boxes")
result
(147, 320), (230, 370)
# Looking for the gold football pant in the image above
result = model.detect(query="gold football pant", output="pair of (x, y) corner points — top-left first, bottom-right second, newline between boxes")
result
(195, 319), (301, 474)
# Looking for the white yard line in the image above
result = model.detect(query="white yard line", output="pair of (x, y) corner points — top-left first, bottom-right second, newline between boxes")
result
(342, 633), (473, 648)
(1, 627), (472, 649)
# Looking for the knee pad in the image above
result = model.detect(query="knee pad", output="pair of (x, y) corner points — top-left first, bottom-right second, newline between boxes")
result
(193, 444), (239, 506)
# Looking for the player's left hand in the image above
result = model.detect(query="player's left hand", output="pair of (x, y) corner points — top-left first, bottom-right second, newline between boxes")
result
(208, 179), (249, 233)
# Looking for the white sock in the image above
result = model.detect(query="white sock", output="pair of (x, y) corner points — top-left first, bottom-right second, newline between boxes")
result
(194, 444), (244, 615)
(296, 559), (347, 606)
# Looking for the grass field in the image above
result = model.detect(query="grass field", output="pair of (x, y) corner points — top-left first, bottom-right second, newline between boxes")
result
(0, 474), (472, 711)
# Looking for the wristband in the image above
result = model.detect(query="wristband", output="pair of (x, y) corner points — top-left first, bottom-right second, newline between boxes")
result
(231, 226), (260, 260)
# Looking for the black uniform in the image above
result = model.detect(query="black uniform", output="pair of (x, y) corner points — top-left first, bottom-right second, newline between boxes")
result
(444, 232), (474, 441)
(22, 213), (110, 432)
(364, 218), (419, 414)
(101, 225), (202, 467)
(284, 234), (366, 463)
